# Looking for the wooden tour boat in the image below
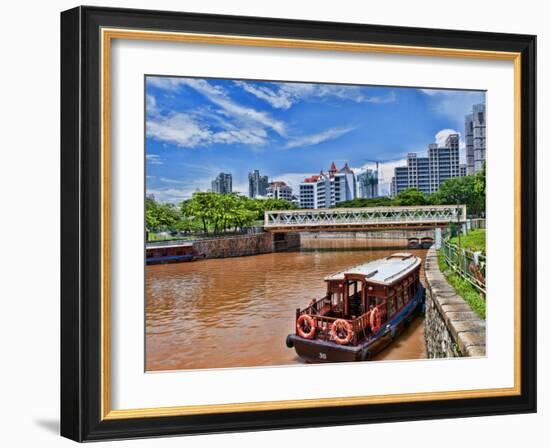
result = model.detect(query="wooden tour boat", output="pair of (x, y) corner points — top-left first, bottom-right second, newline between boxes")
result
(146, 243), (205, 265)
(286, 253), (425, 363)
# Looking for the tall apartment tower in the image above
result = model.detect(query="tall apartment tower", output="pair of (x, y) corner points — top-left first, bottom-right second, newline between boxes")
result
(248, 170), (269, 198)
(465, 103), (486, 174)
(211, 172), (233, 194)
(357, 168), (379, 198)
(429, 134), (461, 191)
(390, 133), (462, 197)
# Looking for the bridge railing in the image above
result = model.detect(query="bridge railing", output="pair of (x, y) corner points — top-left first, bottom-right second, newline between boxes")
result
(265, 205), (467, 228)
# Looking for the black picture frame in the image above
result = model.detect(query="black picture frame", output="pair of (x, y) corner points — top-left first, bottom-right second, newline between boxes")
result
(61, 5), (536, 442)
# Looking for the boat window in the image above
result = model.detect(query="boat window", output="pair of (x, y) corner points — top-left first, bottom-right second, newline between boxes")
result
(396, 290), (404, 310)
(366, 295), (376, 309)
(332, 291), (342, 307)
(387, 295), (396, 317)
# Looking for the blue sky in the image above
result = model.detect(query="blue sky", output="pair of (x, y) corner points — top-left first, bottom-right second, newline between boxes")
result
(145, 76), (485, 202)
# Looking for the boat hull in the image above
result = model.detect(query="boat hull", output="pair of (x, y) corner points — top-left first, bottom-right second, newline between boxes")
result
(146, 254), (197, 265)
(288, 285), (425, 363)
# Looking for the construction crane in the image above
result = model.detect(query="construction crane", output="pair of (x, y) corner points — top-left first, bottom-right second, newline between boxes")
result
(363, 157), (405, 172)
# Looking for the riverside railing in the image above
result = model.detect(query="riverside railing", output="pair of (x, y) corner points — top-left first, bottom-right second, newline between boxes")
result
(441, 238), (486, 296)
(146, 226), (265, 245)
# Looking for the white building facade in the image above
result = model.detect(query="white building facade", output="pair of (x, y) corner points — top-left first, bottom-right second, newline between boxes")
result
(266, 181), (293, 201)
(299, 162), (356, 209)
(390, 134), (462, 197)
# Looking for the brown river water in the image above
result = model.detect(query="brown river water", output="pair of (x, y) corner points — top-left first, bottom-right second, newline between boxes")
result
(146, 237), (428, 371)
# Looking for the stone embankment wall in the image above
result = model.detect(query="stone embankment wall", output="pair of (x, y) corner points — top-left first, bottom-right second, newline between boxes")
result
(193, 232), (300, 259)
(424, 246), (486, 358)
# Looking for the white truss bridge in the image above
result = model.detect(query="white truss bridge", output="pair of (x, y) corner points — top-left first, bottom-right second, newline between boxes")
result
(264, 205), (467, 232)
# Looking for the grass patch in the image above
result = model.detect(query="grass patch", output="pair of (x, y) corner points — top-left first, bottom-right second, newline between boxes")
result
(436, 250), (486, 320)
(449, 229), (486, 253)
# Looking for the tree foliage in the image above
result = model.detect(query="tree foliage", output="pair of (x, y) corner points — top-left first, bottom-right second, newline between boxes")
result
(332, 197), (394, 208)
(146, 193), (295, 234)
(429, 172), (485, 216)
(145, 196), (180, 230)
(393, 188), (428, 206)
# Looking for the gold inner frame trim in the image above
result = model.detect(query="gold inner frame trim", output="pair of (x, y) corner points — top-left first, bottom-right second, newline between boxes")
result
(100, 27), (522, 421)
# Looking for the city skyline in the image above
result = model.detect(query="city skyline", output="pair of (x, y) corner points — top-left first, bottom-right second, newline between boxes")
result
(146, 76), (486, 202)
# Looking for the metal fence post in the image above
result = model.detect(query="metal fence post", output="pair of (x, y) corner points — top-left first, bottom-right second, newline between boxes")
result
(435, 227), (442, 249)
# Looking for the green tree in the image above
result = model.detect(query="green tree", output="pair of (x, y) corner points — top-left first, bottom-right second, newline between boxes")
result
(145, 196), (181, 231)
(474, 163), (486, 198)
(145, 196), (160, 230)
(332, 197), (393, 208)
(392, 188), (427, 206)
(182, 192), (219, 233)
(149, 192), (296, 236)
(429, 174), (485, 216)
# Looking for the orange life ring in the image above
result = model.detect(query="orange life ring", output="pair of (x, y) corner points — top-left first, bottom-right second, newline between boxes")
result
(296, 314), (316, 339)
(370, 307), (382, 333)
(330, 319), (354, 345)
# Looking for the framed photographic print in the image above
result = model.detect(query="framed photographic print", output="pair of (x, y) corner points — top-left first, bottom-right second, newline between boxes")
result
(60, 6), (537, 441)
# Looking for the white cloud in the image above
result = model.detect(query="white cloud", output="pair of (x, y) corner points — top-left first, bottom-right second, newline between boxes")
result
(234, 81), (295, 110)
(182, 78), (287, 136)
(145, 154), (163, 165)
(285, 127), (355, 149)
(146, 77), (295, 150)
(231, 181), (250, 197)
(146, 112), (268, 148)
(147, 172), (217, 203)
(160, 177), (186, 184)
(146, 94), (158, 116)
(147, 113), (211, 148)
(234, 81), (396, 109)
(364, 91), (397, 104)
(147, 188), (195, 203)
(419, 89), (485, 126)
(148, 77), (286, 137)
(419, 88), (440, 96)
(146, 77), (184, 91)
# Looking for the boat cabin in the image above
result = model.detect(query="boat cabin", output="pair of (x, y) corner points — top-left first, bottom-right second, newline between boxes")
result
(295, 253), (422, 346)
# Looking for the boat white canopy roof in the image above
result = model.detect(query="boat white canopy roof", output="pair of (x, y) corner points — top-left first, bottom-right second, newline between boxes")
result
(324, 253), (420, 286)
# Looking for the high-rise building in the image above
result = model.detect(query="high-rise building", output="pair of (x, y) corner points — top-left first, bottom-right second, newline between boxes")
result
(428, 133), (461, 191)
(266, 181), (293, 201)
(211, 172), (232, 194)
(248, 170), (269, 198)
(357, 168), (379, 198)
(299, 162), (356, 209)
(390, 134), (462, 197)
(465, 103), (486, 174)
(391, 166), (409, 197)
